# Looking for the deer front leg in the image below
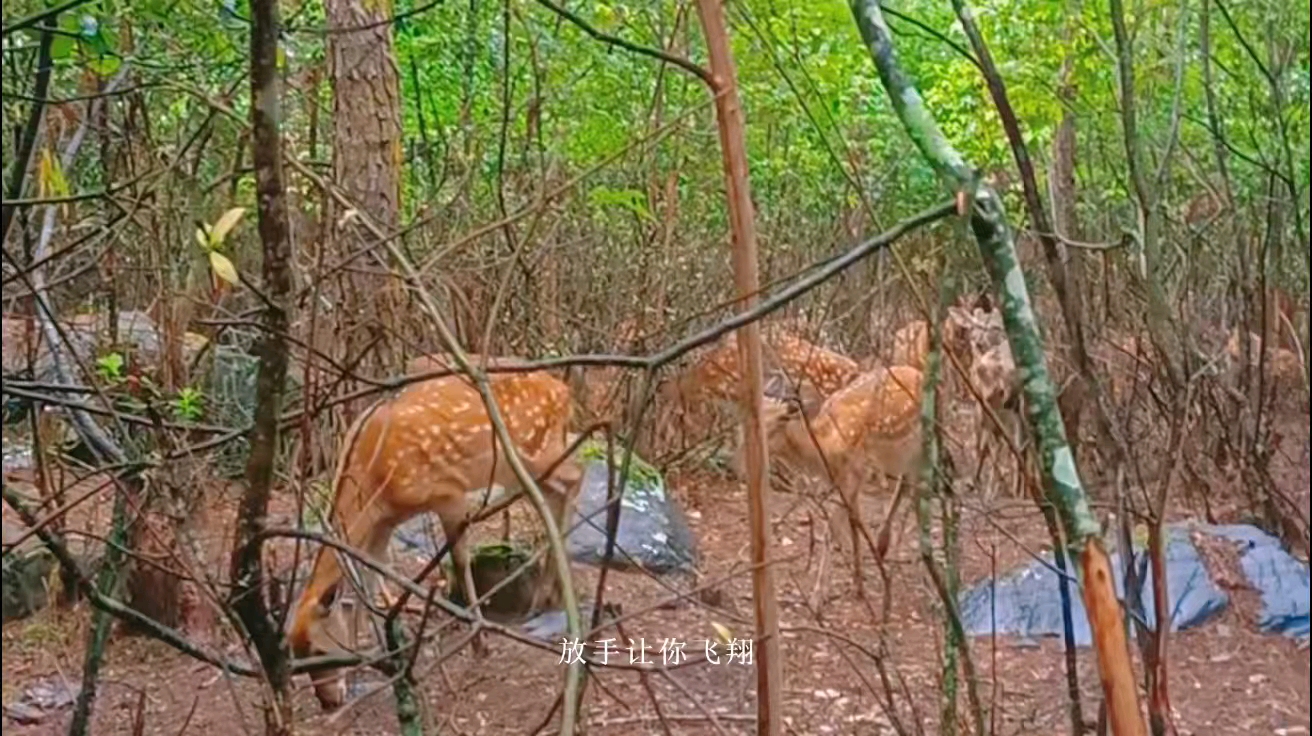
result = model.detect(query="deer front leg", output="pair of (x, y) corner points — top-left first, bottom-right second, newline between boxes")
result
(435, 500), (489, 659)
(527, 466), (581, 615)
(849, 482), (870, 600)
(875, 475), (910, 562)
(832, 463), (867, 600)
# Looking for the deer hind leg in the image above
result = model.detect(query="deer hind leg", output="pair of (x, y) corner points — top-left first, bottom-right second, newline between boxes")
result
(728, 423), (748, 479)
(835, 463), (868, 600)
(433, 496), (489, 658)
(356, 523), (401, 655)
(875, 475), (910, 562)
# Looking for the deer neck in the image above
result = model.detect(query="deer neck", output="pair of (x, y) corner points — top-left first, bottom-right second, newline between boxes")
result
(298, 465), (396, 613)
(782, 413), (847, 476)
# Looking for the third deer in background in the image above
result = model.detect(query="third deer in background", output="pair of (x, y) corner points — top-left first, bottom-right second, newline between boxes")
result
(761, 364), (925, 599)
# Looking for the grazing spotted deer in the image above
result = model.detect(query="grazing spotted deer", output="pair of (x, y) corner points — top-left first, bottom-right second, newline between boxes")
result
(287, 371), (583, 711)
(666, 329), (861, 477)
(760, 364), (925, 599)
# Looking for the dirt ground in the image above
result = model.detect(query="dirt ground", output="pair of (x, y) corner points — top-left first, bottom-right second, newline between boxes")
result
(4, 435), (1310, 736)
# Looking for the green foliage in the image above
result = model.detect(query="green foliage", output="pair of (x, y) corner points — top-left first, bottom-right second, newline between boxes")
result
(578, 439), (662, 487)
(196, 207), (247, 286)
(169, 387), (206, 422)
(1, 0), (1307, 364)
(587, 186), (653, 222)
(94, 352), (125, 383)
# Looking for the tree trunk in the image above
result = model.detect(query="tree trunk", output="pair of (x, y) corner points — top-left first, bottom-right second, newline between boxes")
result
(325, 0), (406, 371)
(228, 0), (294, 731)
(694, 2), (784, 734)
(848, 2), (1147, 734)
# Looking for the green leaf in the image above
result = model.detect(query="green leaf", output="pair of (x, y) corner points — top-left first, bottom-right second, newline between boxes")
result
(50, 34), (75, 60)
(87, 55), (121, 77)
(587, 186), (653, 221)
(96, 352), (125, 381)
(38, 148), (69, 199)
(170, 386), (206, 421)
(709, 621), (733, 645)
(209, 250), (240, 285)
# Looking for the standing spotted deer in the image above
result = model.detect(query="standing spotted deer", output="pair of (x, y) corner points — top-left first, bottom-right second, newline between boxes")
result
(760, 364), (925, 599)
(678, 329), (860, 412)
(287, 371), (583, 711)
(864, 305), (983, 377)
(663, 329), (860, 475)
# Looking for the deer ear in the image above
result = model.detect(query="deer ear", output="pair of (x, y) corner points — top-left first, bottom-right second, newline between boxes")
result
(783, 395), (806, 418)
(317, 583), (341, 612)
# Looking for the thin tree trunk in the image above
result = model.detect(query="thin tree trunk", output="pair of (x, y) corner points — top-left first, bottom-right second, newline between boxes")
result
(918, 291), (989, 736)
(21, 66), (135, 736)
(2, 21), (55, 246)
(694, 2), (783, 733)
(847, 3), (1147, 734)
(1109, 0), (1182, 390)
(952, 4), (1093, 731)
(228, 0), (294, 731)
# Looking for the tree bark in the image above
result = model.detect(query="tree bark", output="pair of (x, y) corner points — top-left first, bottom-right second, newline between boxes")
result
(228, 0), (294, 731)
(325, 0), (406, 369)
(694, 2), (784, 733)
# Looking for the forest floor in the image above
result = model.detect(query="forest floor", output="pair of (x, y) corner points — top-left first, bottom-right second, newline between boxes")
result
(4, 419), (1310, 736)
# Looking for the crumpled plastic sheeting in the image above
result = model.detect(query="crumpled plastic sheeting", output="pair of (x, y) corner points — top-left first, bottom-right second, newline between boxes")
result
(392, 452), (699, 576)
(1214, 524), (1311, 639)
(565, 458), (699, 575)
(959, 523), (1309, 646)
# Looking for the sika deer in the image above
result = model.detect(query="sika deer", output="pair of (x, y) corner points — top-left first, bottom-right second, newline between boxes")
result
(761, 364), (924, 598)
(889, 319), (931, 370)
(678, 329), (859, 413)
(287, 371), (582, 711)
(1225, 327), (1304, 387)
(667, 329), (859, 476)
(865, 307), (980, 376)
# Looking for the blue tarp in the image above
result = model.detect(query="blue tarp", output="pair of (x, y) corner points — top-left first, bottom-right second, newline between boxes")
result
(959, 523), (1310, 645)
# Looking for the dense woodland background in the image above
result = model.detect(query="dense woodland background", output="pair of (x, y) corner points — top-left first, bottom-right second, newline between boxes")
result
(1, 0), (1308, 733)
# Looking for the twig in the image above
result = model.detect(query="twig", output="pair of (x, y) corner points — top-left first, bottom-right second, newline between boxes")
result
(1, 19), (55, 244)
(533, 0), (713, 85)
(1, 0), (94, 37)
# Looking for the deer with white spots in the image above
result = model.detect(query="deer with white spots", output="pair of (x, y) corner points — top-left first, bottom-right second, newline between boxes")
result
(287, 371), (582, 711)
(760, 364), (925, 599)
(865, 305), (983, 375)
(1225, 327), (1304, 389)
(663, 328), (860, 475)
